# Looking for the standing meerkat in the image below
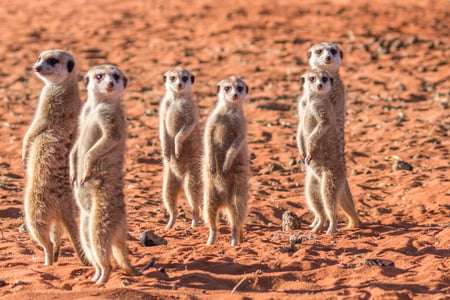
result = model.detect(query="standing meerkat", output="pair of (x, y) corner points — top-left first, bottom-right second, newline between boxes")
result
(203, 76), (250, 246)
(306, 42), (360, 230)
(70, 64), (139, 284)
(159, 67), (202, 229)
(297, 69), (358, 234)
(22, 49), (87, 266)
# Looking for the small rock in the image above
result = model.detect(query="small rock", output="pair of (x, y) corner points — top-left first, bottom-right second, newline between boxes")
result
(11, 280), (25, 288)
(18, 224), (27, 233)
(392, 160), (413, 171)
(140, 231), (167, 247)
(269, 163), (285, 173)
(0, 280), (6, 287)
(282, 210), (301, 231)
(288, 158), (298, 166)
(396, 83), (407, 91)
(121, 279), (131, 287)
(140, 257), (156, 272)
(362, 258), (395, 267)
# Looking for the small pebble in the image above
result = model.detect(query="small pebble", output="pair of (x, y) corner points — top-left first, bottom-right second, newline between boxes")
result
(121, 279), (131, 287)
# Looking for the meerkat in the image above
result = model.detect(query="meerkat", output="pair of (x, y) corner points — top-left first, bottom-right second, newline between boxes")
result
(203, 76), (250, 246)
(159, 67), (202, 230)
(69, 64), (139, 284)
(22, 49), (88, 266)
(307, 42), (360, 229)
(297, 69), (358, 234)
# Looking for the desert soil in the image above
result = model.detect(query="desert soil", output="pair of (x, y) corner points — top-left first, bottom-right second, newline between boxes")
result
(0, 0), (449, 299)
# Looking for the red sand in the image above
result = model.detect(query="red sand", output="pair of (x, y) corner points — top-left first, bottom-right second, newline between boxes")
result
(0, 0), (448, 299)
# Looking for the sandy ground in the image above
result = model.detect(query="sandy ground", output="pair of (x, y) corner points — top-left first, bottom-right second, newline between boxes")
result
(0, 0), (449, 299)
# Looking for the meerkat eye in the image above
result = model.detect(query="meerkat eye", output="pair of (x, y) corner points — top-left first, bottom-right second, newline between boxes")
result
(47, 58), (59, 65)
(237, 86), (243, 93)
(315, 49), (322, 55)
(113, 73), (120, 81)
(322, 77), (328, 83)
(181, 76), (189, 82)
(224, 86), (231, 92)
(330, 48), (337, 55)
(96, 74), (103, 80)
(309, 76), (315, 82)
(170, 76), (176, 82)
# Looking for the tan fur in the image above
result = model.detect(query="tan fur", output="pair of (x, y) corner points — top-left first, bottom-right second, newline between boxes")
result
(307, 42), (360, 230)
(159, 67), (202, 229)
(297, 69), (358, 234)
(70, 64), (138, 284)
(203, 76), (249, 246)
(22, 49), (87, 266)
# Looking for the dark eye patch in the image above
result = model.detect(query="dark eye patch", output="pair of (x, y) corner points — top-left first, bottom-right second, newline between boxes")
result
(96, 74), (103, 80)
(322, 76), (328, 83)
(315, 49), (322, 55)
(330, 48), (337, 55)
(170, 76), (176, 82)
(309, 76), (315, 82)
(224, 86), (231, 92)
(47, 58), (59, 65)
(113, 73), (120, 81)
(237, 86), (243, 93)
(181, 76), (188, 82)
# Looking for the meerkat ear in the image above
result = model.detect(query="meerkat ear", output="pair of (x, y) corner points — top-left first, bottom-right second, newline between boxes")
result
(340, 49), (344, 59)
(84, 75), (89, 87)
(163, 75), (166, 83)
(216, 84), (221, 94)
(67, 60), (75, 73)
(123, 75), (128, 88)
(300, 76), (305, 91)
(330, 77), (334, 85)
(191, 74), (195, 84)
(245, 83), (249, 95)
(307, 50), (312, 59)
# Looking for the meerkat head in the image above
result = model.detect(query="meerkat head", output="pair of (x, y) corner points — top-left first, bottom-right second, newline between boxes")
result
(33, 49), (76, 84)
(163, 67), (195, 96)
(84, 64), (128, 101)
(307, 42), (343, 73)
(216, 76), (249, 106)
(301, 69), (333, 96)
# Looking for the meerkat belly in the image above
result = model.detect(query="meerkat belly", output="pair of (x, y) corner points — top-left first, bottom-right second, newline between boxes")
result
(212, 119), (235, 165)
(28, 131), (68, 177)
(164, 105), (184, 138)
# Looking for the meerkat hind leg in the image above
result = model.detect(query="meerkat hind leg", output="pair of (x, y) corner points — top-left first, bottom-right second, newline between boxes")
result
(204, 189), (219, 245)
(162, 168), (181, 229)
(321, 171), (338, 234)
(305, 172), (325, 232)
(50, 223), (61, 263)
(183, 173), (201, 228)
(229, 208), (242, 246)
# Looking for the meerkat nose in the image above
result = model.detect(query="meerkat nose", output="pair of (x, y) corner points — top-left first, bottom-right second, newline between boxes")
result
(177, 83), (183, 89)
(107, 81), (114, 88)
(325, 56), (331, 62)
(318, 84), (323, 90)
(34, 66), (42, 73)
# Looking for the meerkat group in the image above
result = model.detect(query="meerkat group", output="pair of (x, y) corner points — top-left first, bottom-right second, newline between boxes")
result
(22, 42), (360, 283)
(298, 42), (360, 233)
